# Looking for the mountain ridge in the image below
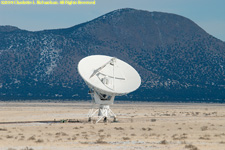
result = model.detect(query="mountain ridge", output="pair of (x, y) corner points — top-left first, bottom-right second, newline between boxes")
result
(1, 8), (225, 102)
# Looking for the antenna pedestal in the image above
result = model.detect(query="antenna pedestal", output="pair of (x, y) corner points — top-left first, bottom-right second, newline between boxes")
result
(88, 90), (117, 123)
(88, 104), (116, 123)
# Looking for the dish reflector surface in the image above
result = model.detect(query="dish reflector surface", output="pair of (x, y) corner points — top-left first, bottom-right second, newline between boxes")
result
(78, 55), (141, 96)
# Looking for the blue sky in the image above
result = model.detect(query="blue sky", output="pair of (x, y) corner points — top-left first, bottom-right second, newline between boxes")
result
(0, 0), (225, 41)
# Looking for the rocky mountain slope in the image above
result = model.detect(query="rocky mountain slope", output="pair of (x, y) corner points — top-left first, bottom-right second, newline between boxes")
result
(1, 8), (225, 102)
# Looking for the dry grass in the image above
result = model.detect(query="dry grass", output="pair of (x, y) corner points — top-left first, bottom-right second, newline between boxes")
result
(19, 135), (25, 141)
(1, 102), (225, 149)
(201, 126), (208, 131)
(21, 147), (34, 150)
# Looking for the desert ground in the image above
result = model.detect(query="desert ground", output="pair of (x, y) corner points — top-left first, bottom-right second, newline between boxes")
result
(0, 101), (225, 150)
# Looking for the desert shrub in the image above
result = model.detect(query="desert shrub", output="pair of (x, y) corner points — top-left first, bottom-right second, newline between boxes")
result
(114, 127), (124, 130)
(35, 139), (44, 143)
(0, 128), (7, 131)
(185, 144), (199, 150)
(55, 132), (68, 136)
(151, 119), (156, 122)
(6, 135), (13, 139)
(160, 140), (167, 144)
(96, 139), (107, 144)
(21, 147), (34, 150)
(27, 136), (35, 141)
(199, 134), (210, 140)
(122, 137), (130, 140)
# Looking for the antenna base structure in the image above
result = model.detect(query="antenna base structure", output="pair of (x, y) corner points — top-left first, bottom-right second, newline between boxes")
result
(88, 90), (117, 123)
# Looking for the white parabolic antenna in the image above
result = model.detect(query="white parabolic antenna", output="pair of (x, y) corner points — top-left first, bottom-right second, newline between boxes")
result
(78, 55), (141, 123)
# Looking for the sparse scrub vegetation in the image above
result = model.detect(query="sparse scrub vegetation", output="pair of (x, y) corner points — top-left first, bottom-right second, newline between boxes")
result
(35, 139), (44, 143)
(96, 139), (107, 144)
(114, 127), (124, 130)
(19, 135), (25, 141)
(72, 136), (76, 140)
(215, 133), (225, 137)
(96, 137), (107, 144)
(185, 144), (199, 150)
(160, 140), (167, 144)
(98, 129), (104, 132)
(46, 133), (52, 136)
(172, 133), (188, 140)
(6, 135), (13, 139)
(0, 128), (7, 131)
(199, 134), (210, 140)
(55, 132), (68, 136)
(147, 127), (152, 131)
(27, 136), (36, 141)
(151, 118), (156, 122)
(21, 147), (34, 150)
(201, 126), (208, 131)
(142, 127), (152, 131)
(122, 137), (130, 140)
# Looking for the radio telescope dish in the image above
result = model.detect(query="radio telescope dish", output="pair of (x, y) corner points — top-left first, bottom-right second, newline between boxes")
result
(78, 55), (141, 123)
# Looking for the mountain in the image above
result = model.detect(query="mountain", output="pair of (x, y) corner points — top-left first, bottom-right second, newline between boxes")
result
(1, 8), (225, 102)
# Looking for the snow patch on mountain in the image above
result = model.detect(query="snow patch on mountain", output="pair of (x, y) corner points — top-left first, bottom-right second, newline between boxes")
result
(33, 35), (61, 78)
